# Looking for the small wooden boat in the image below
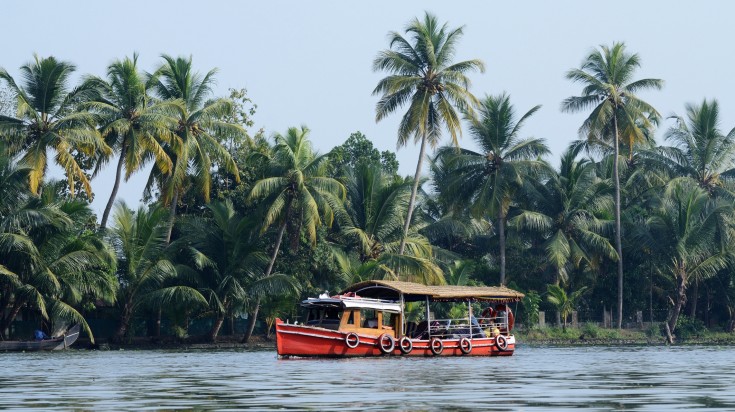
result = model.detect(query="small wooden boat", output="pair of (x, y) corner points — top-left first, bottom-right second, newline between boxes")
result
(276, 280), (523, 358)
(0, 324), (81, 351)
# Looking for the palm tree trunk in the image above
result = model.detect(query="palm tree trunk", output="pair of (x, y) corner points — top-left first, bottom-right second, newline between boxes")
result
(689, 279), (698, 319)
(165, 191), (179, 244)
(612, 116), (624, 329)
(498, 214), (507, 285)
(399, 133), (428, 255)
(100, 145), (127, 230)
(242, 203), (291, 344)
(667, 271), (687, 341)
(113, 301), (133, 343)
(208, 312), (226, 343)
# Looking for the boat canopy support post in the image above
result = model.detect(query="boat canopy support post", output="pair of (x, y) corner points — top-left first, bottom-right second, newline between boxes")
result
(400, 292), (405, 337)
(467, 299), (472, 338)
(425, 295), (431, 339)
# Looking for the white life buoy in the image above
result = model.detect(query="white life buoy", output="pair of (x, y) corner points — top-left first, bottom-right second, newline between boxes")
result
(459, 337), (472, 354)
(399, 336), (413, 354)
(378, 333), (395, 354)
(495, 334), (508, 351)
(345, 332), (360, 349)
(430, 337), (444, 355)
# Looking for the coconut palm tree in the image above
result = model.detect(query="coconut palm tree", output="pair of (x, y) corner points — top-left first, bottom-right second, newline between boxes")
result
(176, 200), (296, 342)
(512, 146), (616, 284)
(339, 163), (443, 284)
(0, 185), (117, 342)
(631, 178), (733, 342)
(547, 284), (588, 330)
(659, 99), (735, 197)
(439, 93), (549, 284)
(245, 126), (345, 342)
(107, 202), (204, 342)
(83, 54), (175, 229)
(373, 11), (485, 255)
(147, 54), (243, 242)
(0, 55), (109, 197)
(562, 42), (663, 328)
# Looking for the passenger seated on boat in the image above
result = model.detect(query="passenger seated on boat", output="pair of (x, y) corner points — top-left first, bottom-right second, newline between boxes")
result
(364, 318), (378, 328)
(34, 330), (49, 340)
(471, 316), (485, 338)
(412, 321), (429, 339)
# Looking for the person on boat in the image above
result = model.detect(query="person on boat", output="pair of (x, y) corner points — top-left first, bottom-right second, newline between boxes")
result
(34, 329), (50, 340)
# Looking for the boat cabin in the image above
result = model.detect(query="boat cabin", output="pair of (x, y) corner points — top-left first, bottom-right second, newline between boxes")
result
(301, 294), (402, 338)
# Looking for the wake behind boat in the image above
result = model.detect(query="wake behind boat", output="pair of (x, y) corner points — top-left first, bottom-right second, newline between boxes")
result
(275, 280), (523, 357)
(0, 324), (81, 352)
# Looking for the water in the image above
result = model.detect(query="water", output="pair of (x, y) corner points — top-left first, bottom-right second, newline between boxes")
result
(1, 345), (734, 411)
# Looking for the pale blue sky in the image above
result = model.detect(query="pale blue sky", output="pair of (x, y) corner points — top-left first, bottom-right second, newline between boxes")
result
(3, 1), (734, 218)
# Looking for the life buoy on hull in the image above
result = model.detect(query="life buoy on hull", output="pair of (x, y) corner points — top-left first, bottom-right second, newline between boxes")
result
(459, 337), (472, 354)
(378, 333), (395, 354)
(430, 337), (444, 355)
(399, 336), (413, 354)
(495, 334), (509, 351)
(345, 332), (360, 349)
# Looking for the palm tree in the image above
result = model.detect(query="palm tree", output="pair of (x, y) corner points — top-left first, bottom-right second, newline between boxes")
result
(373, 11), (485, 255)
(0, 185), (117, 342)
(107, 202), (204, 342)
(147, 54), (243, 242)
(631, 178), (733, 342)
(439, 93), (549, 284)
(339, 163), (443, 284)
(512, 146), (616, 284)
(176, 200), (296, 342)
(246, 126), (345, 342)
(0, 55), (109, 197)
(84, 54), (175, 229)
(660, 99), (735, 197)
(547, 284), (588, 330)
(562, 42), (663, 328)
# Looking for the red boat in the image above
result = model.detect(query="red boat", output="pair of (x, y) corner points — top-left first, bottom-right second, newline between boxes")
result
(275, 280), (524, 358)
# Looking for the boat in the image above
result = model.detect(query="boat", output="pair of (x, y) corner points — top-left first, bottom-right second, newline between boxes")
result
(275, 280), (523, 357)
(0, 324), (81, 351)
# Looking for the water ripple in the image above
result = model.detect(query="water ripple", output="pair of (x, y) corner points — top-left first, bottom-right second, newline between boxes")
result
(1, 345), (735, 410)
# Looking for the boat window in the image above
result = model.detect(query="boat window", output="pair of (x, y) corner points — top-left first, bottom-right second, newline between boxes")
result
(382, 312), (394, 328)
(361, 309), (378, 328)
(345, 311), (355, 325)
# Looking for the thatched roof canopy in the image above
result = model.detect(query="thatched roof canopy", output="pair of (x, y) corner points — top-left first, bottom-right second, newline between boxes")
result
(341, 280), (524, 303)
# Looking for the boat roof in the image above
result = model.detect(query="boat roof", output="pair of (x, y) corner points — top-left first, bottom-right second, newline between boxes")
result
(341, 280), (524, 303)
(301, 296), (402, 313)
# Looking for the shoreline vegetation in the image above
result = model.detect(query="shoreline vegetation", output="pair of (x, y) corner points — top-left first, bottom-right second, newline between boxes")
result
(3, 12), (735, 347)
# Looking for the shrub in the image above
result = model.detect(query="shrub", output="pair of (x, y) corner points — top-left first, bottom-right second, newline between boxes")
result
(675, 316), (706, 340)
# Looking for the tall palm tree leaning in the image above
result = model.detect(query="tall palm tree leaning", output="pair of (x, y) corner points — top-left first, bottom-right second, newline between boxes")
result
(245, 126), (345, 342)
(148, 55), (243, 243)
(561, 42), (663, 328)
(439, 93), (549, 284)
(0, 55), (109, 197)
(373, 11), (484, 255)
(83, 54), (174, 229)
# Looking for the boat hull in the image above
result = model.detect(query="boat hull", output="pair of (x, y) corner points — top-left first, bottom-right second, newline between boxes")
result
(275, 319), (515, 357)
(0, 324), (80, 352)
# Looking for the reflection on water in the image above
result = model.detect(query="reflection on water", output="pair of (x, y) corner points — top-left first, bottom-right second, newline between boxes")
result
(1, 345), (735, 410)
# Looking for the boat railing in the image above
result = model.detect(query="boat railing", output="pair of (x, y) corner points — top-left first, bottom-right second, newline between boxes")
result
(427, 316), (509, 339)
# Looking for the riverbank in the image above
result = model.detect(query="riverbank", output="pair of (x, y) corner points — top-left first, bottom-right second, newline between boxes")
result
(75, 335), (276, 351)
(71, 327), (735, 351)
(519, 324), (735, 345)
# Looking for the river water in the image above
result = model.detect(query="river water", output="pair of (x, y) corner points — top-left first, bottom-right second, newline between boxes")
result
(1, 345), (734, 411)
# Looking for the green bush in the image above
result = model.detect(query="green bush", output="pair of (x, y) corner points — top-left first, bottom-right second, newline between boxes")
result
(676, 315), (706, 340)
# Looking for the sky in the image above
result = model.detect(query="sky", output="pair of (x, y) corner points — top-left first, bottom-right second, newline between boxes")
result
(2, 1), (734, 219)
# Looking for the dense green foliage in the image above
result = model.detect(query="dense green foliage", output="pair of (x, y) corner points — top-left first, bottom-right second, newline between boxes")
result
(2, 15), (735, 344)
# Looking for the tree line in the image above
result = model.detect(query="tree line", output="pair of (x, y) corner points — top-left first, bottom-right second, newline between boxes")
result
(1, 12), (734, 344)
